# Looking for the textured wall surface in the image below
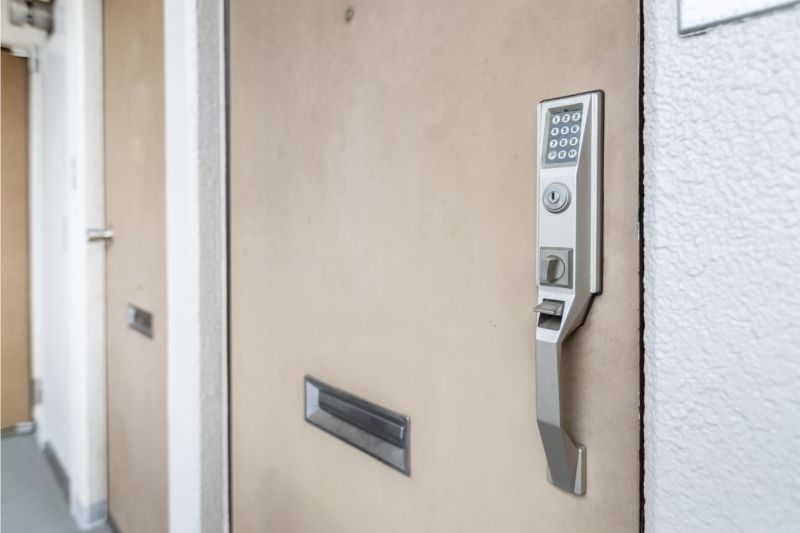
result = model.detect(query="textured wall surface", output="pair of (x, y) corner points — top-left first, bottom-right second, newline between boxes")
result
(644, 2), (800, 532)
(164, 0), (228, 531)
(66, 0), (108, 525)
(39, 0), (72, 477)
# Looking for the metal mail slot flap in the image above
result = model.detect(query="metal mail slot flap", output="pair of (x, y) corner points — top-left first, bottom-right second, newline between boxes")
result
(305, 376), (411, 475)
(318, 390), (406, 447)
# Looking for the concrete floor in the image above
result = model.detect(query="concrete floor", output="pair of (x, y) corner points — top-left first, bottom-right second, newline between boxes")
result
(1, 434), (112, 533)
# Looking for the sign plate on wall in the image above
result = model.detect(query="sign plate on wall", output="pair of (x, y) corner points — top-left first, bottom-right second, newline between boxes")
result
(678, 0), (800, 35)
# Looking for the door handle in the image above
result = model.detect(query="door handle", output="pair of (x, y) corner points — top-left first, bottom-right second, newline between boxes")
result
(535, 296), (590, 495)
(535, 91), (603, 496)
(87, 227), (114, 242)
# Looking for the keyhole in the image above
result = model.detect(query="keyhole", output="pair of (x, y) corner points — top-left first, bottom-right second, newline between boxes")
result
(542, 182), (570, 213)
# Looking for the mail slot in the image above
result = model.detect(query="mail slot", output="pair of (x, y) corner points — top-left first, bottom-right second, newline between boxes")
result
(304, 376), (411, 475)
(127, 304), (154, 338)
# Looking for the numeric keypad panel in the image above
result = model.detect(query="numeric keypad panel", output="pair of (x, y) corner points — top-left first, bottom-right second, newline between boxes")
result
(545, 107), (583, 165)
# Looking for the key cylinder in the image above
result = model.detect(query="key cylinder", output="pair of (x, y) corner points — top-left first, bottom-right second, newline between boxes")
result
(542, 182), (570, 213)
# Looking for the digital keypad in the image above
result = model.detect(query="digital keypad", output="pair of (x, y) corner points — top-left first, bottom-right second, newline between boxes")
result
(545, 108), (582, 164)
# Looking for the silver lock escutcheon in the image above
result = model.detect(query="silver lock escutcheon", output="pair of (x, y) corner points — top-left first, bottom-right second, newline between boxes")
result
(542, 182), (570, 213)
(535, 91), (603, 496)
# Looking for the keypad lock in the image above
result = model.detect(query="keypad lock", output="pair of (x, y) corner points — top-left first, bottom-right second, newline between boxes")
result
(534, 91), (603, 496)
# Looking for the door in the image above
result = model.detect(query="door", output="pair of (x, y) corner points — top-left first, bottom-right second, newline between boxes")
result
(1, 50), (32, 430)
(103, 0), (168, 531)
(230, 1), (641, 531)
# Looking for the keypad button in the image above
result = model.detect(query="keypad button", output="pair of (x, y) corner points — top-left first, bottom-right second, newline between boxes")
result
(558, 150), (567, 159)
(548, 151), (557, 160)
(571, 125), (579, 134)
(549, 140), (558, 148)
(569, 137), (578, 146)
(568, 149), (577, 158)
(562, 114), (571, 123)
(560, 126), (569, 135)
(572, 112), (581, 122)
(559, 138), (567, 147)
(551, 127), (559, 136)
(552, 115), (561, 124)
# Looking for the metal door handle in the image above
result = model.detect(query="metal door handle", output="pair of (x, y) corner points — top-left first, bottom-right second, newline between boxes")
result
(87, 227), (114, 242)
(535, 297), (588, 495)
(535, 91), (603, 496)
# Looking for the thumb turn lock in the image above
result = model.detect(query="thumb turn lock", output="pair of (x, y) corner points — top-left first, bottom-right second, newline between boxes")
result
(542, 255), (566, 283)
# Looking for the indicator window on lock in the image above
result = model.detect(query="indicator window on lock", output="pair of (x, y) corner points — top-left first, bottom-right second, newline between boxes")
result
(545, 107), (582, 165)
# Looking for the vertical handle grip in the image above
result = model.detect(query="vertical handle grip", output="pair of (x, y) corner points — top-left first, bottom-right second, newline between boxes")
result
(536, 335), (586, 495)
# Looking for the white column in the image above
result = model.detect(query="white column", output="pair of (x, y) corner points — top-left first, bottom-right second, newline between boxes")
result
(67, 0), (107, 527)
(164, 0), (228, 531)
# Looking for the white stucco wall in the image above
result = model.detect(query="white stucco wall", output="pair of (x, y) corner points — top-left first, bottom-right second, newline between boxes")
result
(65, 0), (107, 526)
(643, 2), (800, 532)
(164, 1), (228, 531)
(39, 0), (72, 476)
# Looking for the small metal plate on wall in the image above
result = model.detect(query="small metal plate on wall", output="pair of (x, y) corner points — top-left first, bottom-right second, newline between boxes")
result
(678, 0), (800, 35)
(304, 376), (411, 475)
(127, 304), (153, 338)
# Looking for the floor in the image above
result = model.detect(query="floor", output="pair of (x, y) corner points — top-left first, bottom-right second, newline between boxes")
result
(1, 433), (113, 533)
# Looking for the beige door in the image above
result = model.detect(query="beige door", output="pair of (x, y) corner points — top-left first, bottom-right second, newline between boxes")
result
(103, 0), (168, 531)
(230, 1), (641, 531)
(1, 50), (32, 430)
